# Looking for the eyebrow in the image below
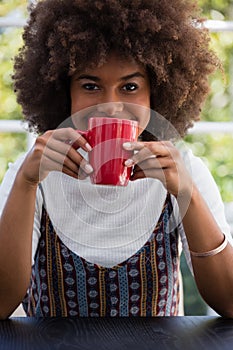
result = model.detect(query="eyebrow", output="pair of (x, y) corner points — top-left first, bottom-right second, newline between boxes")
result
(76, 72), (146, 82)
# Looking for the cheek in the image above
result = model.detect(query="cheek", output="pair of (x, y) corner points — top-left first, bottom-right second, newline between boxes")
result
(70, 89), (99, 116)
(70, 87), (79, 115)
(127, 101), (150, 132)
(138, 112), (150, 135)
(70, 84), (88, 115)
(70, 101), (78, 115)
(70, 95), (91, 116)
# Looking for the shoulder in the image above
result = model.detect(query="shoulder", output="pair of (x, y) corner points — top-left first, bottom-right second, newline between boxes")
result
(0, 153), (27, 214)
(0, 152), (43, 215)
(177, 141), (217, 189)
(177, 142), (224, 212)
(177, 140), (232, 239)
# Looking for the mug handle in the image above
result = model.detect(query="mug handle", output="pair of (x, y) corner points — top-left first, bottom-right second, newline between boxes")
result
(76, 130), (91, 145)
(77, 130), (89, 138)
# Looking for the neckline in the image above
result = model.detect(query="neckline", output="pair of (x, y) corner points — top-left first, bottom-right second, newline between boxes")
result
(40, 193), (171, 270)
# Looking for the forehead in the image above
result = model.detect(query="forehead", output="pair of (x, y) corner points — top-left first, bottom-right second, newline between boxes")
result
(72, 52), (147, 77)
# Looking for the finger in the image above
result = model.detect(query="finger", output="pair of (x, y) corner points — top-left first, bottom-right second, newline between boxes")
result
(131, 167), (167, 184)
(124, 141), (174, 167)
(123, 140), (173, 155)
(72, 133), (92, 152)
(124, 147), (158, 167)
(123, 141), (145, 151)
(62, 165), (88, 180)
(44, 138), (93, 174)
(43, 131), (94, 173)
(42, 148), (93, 176)
(131, 154), (175, 177)
(49, 128), (92, 152)
(40, 154), (89, 180)
(46, 137), (74, 157)
(135, 156), (175, 170)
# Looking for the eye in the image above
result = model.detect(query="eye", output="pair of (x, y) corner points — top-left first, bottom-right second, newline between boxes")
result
(82, 83), (99, 91)
(122, 83), (138, 92)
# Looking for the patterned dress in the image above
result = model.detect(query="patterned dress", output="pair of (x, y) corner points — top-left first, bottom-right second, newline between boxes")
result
(22, 194), (180, 316)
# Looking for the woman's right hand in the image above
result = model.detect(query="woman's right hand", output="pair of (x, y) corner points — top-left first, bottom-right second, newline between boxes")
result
(18, 127), (93, 186)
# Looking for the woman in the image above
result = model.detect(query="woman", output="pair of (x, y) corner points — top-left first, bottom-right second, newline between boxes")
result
(0, 0), (233, 318)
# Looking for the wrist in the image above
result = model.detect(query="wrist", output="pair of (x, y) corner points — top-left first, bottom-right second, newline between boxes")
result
(175, 180), (196, 214)
(15, 169), (39, 192)
(190, 233), (228, 258)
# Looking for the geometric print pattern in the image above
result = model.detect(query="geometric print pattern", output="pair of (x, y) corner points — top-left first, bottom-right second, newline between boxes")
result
(22, 194), (180, 317)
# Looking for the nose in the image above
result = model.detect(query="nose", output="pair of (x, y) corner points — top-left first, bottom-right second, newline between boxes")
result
(96, 102), (124, 117)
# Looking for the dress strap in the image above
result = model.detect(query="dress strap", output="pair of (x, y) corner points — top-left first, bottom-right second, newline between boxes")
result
(38, 183), (47, 210)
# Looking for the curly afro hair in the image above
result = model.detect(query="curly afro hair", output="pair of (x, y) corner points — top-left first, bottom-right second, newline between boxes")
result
(13, 0), (219, 139)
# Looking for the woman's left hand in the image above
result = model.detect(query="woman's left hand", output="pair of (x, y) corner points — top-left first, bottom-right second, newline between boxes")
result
(123, 141), (193, 198)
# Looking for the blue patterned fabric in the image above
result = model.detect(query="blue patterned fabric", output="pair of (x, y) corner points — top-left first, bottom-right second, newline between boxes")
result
(22, 194), (180, 316)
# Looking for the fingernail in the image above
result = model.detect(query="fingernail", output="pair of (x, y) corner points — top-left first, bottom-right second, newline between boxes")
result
(125, 159), (134, 167)
(84, 164), (94, 174)
(123, 142), (132, 150)
(85, 143), (92, 151)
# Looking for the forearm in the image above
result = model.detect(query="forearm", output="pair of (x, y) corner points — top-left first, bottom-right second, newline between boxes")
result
(0, 170), (38, 318)
(179, 185), (233, 317)
(191, 245), (233, 317)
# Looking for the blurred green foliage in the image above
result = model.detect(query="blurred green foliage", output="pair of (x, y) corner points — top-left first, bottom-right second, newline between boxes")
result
(185, 133), (233, 202)
(0, 0), (27, 181)
(0, 0), (27, 14)
(199, 0), (233, 19)
(184, 0), (233, 203)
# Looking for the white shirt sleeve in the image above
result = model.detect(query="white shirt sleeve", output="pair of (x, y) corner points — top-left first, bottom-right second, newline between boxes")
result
(178, 147), (232, 272)
(0, 153), (42, 265)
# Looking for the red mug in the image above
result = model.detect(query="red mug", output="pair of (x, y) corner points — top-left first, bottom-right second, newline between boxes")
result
(78, 117), (139, 186)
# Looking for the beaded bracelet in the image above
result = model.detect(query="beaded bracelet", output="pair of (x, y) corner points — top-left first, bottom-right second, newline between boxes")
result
(189, 234), (228, 258)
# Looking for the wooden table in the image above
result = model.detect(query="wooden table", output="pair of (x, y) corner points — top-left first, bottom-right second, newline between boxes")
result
(1, 316), (233, 350)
